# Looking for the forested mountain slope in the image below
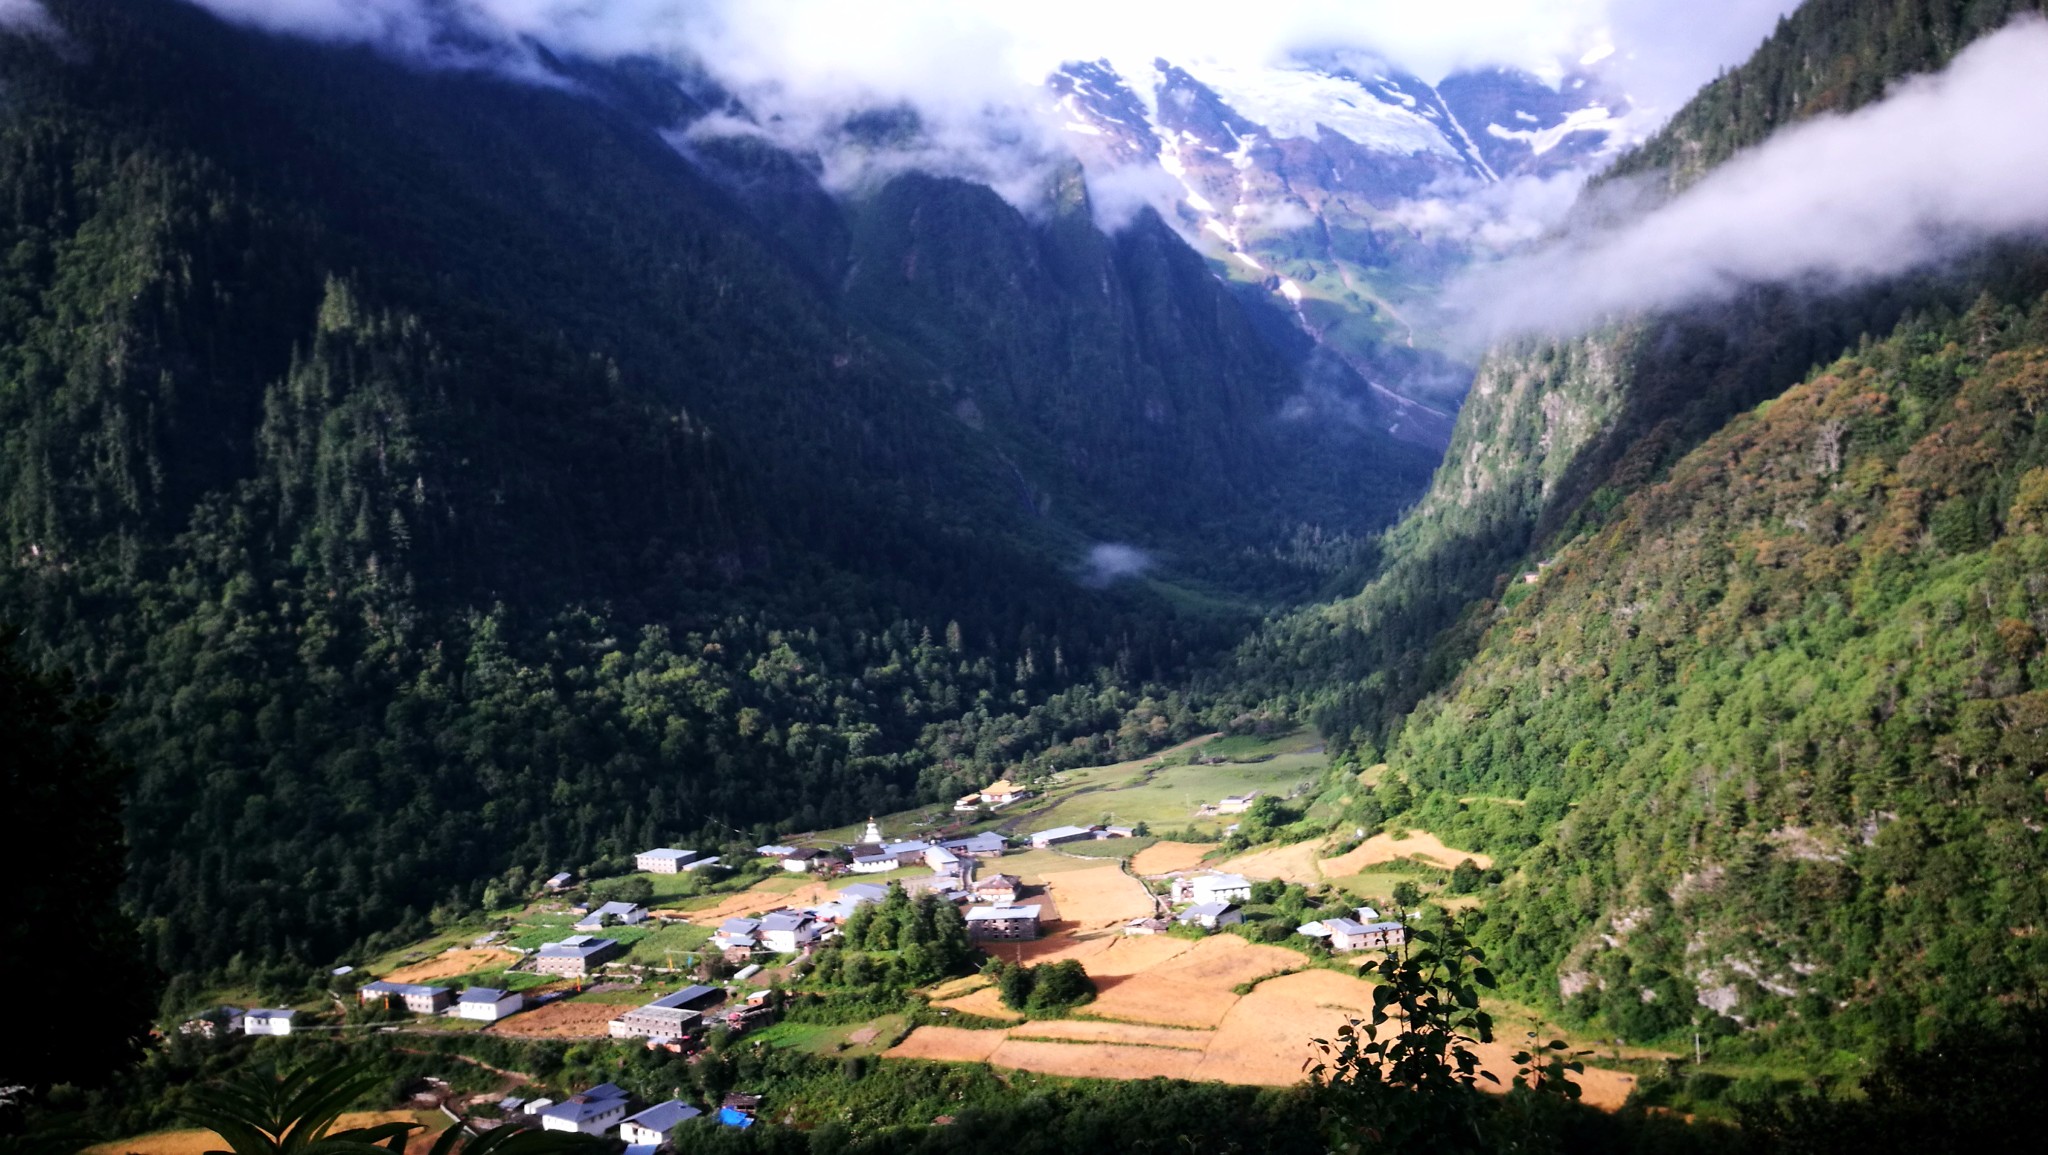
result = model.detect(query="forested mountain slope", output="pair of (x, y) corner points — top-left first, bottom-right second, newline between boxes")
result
(1210, 0), (2048, 1054)
(0, 0), (1435, 983)
(1387, 281), (2048, 1050)
(1611, 0), (2048, 190)
(1223, 0), (2048, 757)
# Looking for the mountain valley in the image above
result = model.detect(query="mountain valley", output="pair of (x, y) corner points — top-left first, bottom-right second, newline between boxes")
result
(9, 0), (2048, 1151)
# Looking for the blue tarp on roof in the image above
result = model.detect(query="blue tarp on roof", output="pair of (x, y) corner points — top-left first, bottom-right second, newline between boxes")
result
(718, 1107), (755, 1128)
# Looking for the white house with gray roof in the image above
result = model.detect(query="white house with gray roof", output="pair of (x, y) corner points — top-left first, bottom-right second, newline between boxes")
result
(1323, 918), (1407, 952)
(1177, 902), (1244, 931)
(575, 901), (648, 930)
(458, 987), (523, 1021)
(620, 1100), (703, 1145)
(1171, 872), (1253, 906)
(1030, 825), (1099, 848)
(759, 910), (821, 954)
(939, 832), (1008, 858)
(539, 1083), (629, 1135)
(634, 848), (703, 874)
(965, 904), (1042, 941)
(241, 1008), (296, 1036)
(713, 917), (761, 952)
(358, 981), (454, 1014)
(609, 985), (722, 1040)
(534, 935), (622, 977)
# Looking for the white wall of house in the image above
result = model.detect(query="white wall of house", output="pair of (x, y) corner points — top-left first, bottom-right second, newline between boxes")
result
(243, 1013), (293, 1036)
(541, 1104), (625, 1136)
(459, 995), (522, 1021)
(620, 1121), (673, 1145)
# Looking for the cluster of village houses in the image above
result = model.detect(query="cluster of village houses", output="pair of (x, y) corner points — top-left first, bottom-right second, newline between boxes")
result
(181, 782), (1407, 1054)
(495, 1083), (764, 1149)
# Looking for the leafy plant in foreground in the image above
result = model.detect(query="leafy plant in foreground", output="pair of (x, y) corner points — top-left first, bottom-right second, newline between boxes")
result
(1309, 918), (1586, 1153)
(179, 1062), (597, 1155)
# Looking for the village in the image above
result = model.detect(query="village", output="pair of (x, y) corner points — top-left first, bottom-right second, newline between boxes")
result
(137, 731), (1638, 1154)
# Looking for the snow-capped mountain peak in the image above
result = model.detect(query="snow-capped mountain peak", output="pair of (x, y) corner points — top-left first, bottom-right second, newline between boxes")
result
(1043, 50), (1640, 448)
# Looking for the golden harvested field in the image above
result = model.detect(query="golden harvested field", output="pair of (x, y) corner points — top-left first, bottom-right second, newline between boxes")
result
(891, 934), (1636, 1108)
(935, 985), (1024, 1021)
(886, 1024), (1006, 1062)
(1196, 968), (1374, 1084)
(1012, 1019), (1209, 1049)
(384, 947), (516, 983)
(1083, 937), (1300, 1029)
(1214, 839), (1328, 885)
(927, 974), (989, 999)
(1029, 864), (1153, 927)
(892, 965), (1635, 1108)
(1086, 976), (1236, 1028)
(672, 881), (831, 924)
(983, 928), (1119, 968)
(986, 1038), (1202, 1080)
(1064, 933), (1195, 976)
(89, 1113), (447, 1155)
(1320, 831), (1494, 875)
(1149, 935), (1300, 986)
(1131, 841), (1213, 875)
(483, 999), (614, 1038)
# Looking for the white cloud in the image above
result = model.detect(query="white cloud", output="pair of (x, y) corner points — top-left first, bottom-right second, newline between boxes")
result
(1452, 19), (2048, 341)
(1083, 164), (1187, 232)
(1079, 542), (1154, 587)
(1389, 170), (1591, 253)
(0, 0), (54, 33)
(186, 1), (1790, 96)
(175, 1), (1794, 205)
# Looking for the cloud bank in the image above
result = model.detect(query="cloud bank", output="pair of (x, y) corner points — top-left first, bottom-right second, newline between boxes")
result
(186, 1), (1791, 103)
(171, 1), (1792, 204)
(1455, 19), (2048, 341)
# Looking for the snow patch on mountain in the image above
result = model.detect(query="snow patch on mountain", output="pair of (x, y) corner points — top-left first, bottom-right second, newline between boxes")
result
(1184, 62), (1456, 156)
(1484, 103), (1623, 156)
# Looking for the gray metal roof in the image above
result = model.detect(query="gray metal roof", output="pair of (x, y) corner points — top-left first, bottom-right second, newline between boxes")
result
(541, 1090), (628, 1124)
(1032, 825), (1096, 841)
(586, 901), (643, 918)
(538, 936), (618, 957)
(460, 987), (508, 1002)
(624, 1100), (703, 1133)
(965, 904), (1041, 921)
(647, 985), (719, 1009)
(361, 981), (448, 997)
